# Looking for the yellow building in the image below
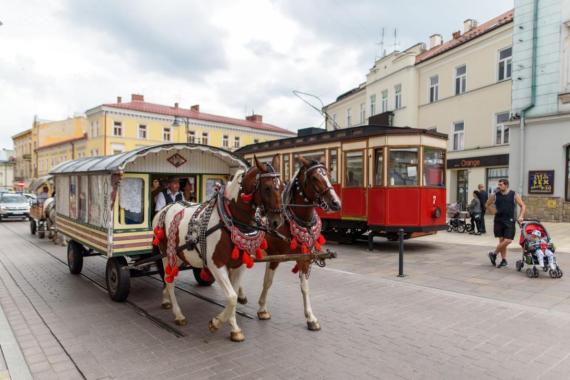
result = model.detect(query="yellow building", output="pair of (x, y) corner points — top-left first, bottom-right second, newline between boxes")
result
(83, 94), (295, 156)
(35, 135), (87, 177)
(12, 128), (33, 185)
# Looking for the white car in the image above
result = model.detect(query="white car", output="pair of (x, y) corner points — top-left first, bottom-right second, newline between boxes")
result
(0, 193), (31, 221)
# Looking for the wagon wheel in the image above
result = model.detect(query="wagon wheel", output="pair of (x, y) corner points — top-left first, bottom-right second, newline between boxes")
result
(38, 223), (45, 239)
(106, 257), (130, 302)
(67, 240), (84, 275)
(192, 268), (215, 286)
(30, 220), (37, 235)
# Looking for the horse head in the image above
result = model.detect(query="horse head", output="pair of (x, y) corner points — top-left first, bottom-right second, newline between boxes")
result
(296, 156), (341, 212)
(240, 154), (284, 230)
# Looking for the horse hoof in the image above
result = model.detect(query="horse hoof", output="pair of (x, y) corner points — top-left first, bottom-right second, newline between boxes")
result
(161, 302), (172, 310)
(307, 320), (321, 331)
(175, 318), (187, 326)
(237, 296), (248, 305)
(257, 311), (271, 320)
(230, 331), (245, 342)
(208, 319), (219, 333)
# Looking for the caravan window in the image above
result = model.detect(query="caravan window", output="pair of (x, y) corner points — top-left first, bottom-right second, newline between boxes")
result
(69, 176), (78, 219)
(79, 176), (89, 223)
(119, 178), (145, 225)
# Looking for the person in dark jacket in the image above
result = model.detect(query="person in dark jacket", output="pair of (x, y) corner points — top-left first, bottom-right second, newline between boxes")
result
(477, 184), (488, 233)
(468, 191), (482, 235)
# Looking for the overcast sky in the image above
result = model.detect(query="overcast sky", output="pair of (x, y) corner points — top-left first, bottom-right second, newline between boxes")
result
(0, 0), (512, 149)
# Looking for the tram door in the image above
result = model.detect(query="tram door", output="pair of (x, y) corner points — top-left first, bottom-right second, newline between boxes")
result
(456, 170), (468, 210)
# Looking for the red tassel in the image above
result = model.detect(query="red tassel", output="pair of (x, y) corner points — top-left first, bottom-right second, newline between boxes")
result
(315, 242), (322, 251)
(301, 244), (309, 254)
(231, 246), (240, 260)
(171, 265), (179, 277)
(290, 238), (298, 250)
(165, 264), (172, 276)
(292, 264), (299, 274)
(152, 226), (166, 246)
(200, 268), (212, 282)
(240, 193), (253, 202)
(165, 275), (174, 283)
(260, 239), (268, 250)
(255, 248), (264, 260)
(317, 234), (326, 245)
(242, 252), (254, 268)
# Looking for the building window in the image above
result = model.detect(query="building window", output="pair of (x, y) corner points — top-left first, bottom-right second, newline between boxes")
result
(234, 136), (240, 148)
(381, 90), (388, 112)
(222, 135), (229, 148)
(163, 128), (171, 142)
(487, 167), (509, 195)
(455, 65), (466, 95)
(188, 131), (195, 143)
(452, 121), (464, 151)
(498, 47), (512, 81)
(346, 108), (352, 127)
(495, 112), (510, 145)
(331, 114), (337, 129)
(360, 103), (366, 123)
(202, 132), (208, 145)
(370, 94), (376, 116)
(394, 84), (402, 109)
(113, 121), (122, 136)
(138, 125), (147, 139)
(429, 76), (439, 103)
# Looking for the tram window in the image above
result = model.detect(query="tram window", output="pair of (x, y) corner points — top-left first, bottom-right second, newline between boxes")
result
(293, 151), (325, 172)
(69, 176), (78, 219)
(374, 148), (384, 186)
(79, 176), (89, 223)
(283, 154), (290, 180)
(345, 151), (364, 187)
(119, 178), (145, 225)
(329, 149), (338, 184)
(389, 148), (418, 186)
(423, 148), (445, 187)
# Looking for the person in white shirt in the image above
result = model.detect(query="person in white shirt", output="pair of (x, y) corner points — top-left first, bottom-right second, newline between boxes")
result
(154, 178), (183, 211)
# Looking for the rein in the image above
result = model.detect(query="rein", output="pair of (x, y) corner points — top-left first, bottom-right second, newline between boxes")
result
(284, 163), (333, 211)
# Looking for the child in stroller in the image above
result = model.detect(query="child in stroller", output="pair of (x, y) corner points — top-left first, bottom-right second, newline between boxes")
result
(515, 220), (563, 278)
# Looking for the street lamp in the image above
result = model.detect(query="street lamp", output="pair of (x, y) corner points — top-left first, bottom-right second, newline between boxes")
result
(172, 116), (190, 143)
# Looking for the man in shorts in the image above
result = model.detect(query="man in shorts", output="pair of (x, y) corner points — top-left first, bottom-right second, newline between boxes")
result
(486, 179), (526, 268)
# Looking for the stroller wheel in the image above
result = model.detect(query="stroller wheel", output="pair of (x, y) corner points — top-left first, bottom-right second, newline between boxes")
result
(447, 225), (453, 232)
(533, 267), (539, 278)
(515, 260), (523, 272)
(557, 268), (563, 278)
(543, 266), (549, 272)
(457, 224), (466, 233)
(549, 269), (557, 279)
(526, 268), (534, 278)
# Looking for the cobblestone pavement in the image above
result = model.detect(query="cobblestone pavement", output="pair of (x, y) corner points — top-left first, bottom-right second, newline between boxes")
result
(2, 221), (570, 379)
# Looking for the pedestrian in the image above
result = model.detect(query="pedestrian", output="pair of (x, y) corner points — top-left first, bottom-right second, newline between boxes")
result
(487, 179), (526, 268)
(154, 177), (183, 212)
(477, 184), (488, 233)
(468, 190), (482, 235)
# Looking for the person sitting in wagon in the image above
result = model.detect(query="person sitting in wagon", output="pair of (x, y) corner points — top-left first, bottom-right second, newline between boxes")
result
(154, 177), (183, 212)
(37, 185), (50, 205)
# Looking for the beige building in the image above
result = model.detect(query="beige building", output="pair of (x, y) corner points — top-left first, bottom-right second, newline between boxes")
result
(12, 129), (32, 185)
(323, 10), (514, 205)
(0, 149), (15, 190)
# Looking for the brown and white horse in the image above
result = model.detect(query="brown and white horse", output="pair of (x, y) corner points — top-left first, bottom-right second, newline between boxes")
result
(152, 155), (283, 342)
(239, 156), (341, 330)
(43, 198), (58, 243)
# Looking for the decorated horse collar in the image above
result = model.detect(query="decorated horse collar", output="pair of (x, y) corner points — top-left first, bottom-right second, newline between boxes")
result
(239, 163), (281, 206)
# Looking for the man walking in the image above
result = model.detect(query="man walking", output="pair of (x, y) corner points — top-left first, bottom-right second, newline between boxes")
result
(477, 184), (488, 233)
(486, 179), (526, 268)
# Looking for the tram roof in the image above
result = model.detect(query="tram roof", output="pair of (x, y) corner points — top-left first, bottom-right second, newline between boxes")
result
(236, 125), (448, 155)
(50, 143), (249, 175)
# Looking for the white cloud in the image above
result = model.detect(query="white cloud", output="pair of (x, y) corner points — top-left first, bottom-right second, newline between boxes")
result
(0, 0), (512, 149)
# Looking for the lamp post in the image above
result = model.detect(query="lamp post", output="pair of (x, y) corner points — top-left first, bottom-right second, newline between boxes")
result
(172, 116), (190, 143)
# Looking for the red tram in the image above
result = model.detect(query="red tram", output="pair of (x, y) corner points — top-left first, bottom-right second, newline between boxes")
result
(237, 125), (447, 244)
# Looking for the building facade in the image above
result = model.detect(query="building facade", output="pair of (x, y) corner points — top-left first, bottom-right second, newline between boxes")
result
(322, 10), (514, 206)
(12, 129), (32, 185)
(0, 149), (15, 191)
(508, 0), (570, 221)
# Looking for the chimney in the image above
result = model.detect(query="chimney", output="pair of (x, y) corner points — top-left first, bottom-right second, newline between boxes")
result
(246, 114), (263, 123)
(191, 104), (200, 112)
(131, 94), (144, 102)
(463, 19), (478, 33)
(174, 102), (179, 109)
(452, 30), (461, 39)
(429, 34), (443, 49)
(117, 96), (122, 104)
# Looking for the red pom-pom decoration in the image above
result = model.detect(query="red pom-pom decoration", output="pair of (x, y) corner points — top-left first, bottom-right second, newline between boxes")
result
(317, 234), (326, 245)
(260, 239), (268, 250)
(165, 275), (174, 283)
(315, 242), (322, 251)
(291, 264), (299, 274)
(165, 264), (172, 276)
(240, 193), (253, 202)
(255, 248), (264, 260)
(152, 226), (166, 246)
(301, 244), (309, 254)
(171, 265), (179, 277)
(289, 238), (298, 250)
(231, 246), (240, 260)
(242, 252), (254, 268)
(200, 268), (212, 282)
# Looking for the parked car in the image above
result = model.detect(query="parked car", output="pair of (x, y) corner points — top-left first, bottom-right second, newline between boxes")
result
(22, 193), (37, 205)
(0, 193), (31, 221)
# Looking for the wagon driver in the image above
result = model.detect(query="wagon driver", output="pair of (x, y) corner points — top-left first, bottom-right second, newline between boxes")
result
(154, 177), (183, 211)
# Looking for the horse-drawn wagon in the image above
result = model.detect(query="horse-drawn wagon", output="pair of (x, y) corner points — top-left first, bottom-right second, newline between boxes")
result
(49, 143), (247, 301)
(28, 175), (55, 239)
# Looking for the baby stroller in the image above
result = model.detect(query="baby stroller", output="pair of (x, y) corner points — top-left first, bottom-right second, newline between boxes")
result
(515, 220), (563, 278)
(446, 203), (472, 233)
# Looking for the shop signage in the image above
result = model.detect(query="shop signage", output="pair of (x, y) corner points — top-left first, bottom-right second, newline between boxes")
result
(528, 170), (554, 194)
(447, 154), (509, 169)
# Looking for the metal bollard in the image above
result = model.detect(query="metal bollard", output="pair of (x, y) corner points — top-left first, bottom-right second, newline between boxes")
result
(398, 228), (405, 277)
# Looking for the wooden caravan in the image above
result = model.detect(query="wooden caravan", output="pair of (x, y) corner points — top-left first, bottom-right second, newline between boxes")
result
(237, 125), (448, 244)
(50, 143), (248, 300)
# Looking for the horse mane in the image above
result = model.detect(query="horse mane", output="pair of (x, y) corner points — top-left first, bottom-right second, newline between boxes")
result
(226, 169), (245, 202)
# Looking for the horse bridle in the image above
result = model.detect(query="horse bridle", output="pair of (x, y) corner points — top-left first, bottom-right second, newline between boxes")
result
(293, 162), (334, 211)
(240, 163), (283, 214)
